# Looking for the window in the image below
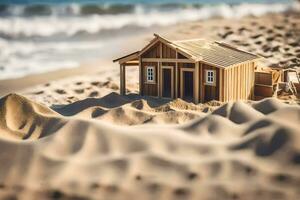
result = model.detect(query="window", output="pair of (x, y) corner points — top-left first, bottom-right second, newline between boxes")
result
(146, 66), (155, 82)
(206, 70), (215, 84)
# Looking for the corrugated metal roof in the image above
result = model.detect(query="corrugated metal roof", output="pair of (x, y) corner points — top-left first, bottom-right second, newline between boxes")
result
(170, 38), (259, 67)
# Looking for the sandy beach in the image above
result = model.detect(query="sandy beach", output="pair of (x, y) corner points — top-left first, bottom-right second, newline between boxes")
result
(0, 10), (300, 200)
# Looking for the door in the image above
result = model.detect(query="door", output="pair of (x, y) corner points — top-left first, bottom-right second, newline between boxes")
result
(162, 68), (172, 98)
(183, 71), (194, 102)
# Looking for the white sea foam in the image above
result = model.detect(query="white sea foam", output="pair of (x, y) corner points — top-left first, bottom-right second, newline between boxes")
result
(0, 3), (298, 38)
(0, 38), (102, 79)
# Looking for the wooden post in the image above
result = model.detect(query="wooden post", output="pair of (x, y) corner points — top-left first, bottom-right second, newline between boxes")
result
(194, 62), (199, 104)
(224, 69), (227, 102)
(175, 51), (178, 98)
(251, 62), (255, 100)
(158, 61), (161, 97)
(139, 58), (142, 95)
(120, 64), (126, 95)
(159, 42), (162, 97)
(200, 63), (204, 103)
(219, 68), (223, 102)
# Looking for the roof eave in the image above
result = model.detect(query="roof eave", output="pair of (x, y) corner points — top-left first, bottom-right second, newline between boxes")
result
(113, 51), (140, 64)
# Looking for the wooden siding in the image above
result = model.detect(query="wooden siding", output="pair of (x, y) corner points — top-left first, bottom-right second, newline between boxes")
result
(141, 41), (177, 59)
(142, 42), (160, 58)
(254, 85), (273, 97)
(142, 62), (158, 96)
(222, 61), (255, 101)
(139, 38), (256, 102)
(201, 63), (219, 102)
(141, 41), (184, 98)
(255, 72), (272, 85)
(161, 43), (176, 58)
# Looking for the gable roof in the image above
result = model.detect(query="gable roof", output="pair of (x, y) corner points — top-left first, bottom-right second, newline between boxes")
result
(114, 34), (260, 68)
(156, 34), (260, 68)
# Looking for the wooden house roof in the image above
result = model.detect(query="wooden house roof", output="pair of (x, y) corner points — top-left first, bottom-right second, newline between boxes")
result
(158, 34), (260, 68)
(113, 51), (139, 64)
(114, 34), (260, 68)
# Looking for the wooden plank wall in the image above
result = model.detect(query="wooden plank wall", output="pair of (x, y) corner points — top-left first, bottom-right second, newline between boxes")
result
(142, 42), (160, 58)
(223, 61), (255, 101)
(140, 41), (200, 100)
(161, 43), (176, 58)
(201, 63), (219, 102)
(141, 62), (158, 96)
(253, 71), (273, 99)
(255, 72), (272, 85)
(254, 85), (273, 97)
(140, 41), (177, 97)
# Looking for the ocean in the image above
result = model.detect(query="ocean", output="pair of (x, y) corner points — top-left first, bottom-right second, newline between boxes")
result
(0, 0), (297, 80)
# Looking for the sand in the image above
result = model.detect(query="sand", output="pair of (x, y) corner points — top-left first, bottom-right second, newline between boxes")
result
(0, 12), (300, 200)
(0, 93), (299, 200)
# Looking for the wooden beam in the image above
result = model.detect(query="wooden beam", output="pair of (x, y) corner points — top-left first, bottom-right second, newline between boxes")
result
(160, 42), (163, 58)
(234, 66), (237, 101)
(158, 42), (162, 97)
(237, 65), (240, 100)
(142, 58), (194, 63)
(158, 61), (161, 97)
(229, 68), (232, 100)
(114, 51), (139, 65)
(121, 62), (139, 66)
(194, 62), (199, 104)
(251, 62), (255, 99)
(175, 51), (178, 98)
(199, 62), (203, 103)
(224, 69), (227, 102)
(120, 64), (126, 95)
(242, 64), (245, 99)
(219, 68), (223, 101)
(139, 58), (142, 95)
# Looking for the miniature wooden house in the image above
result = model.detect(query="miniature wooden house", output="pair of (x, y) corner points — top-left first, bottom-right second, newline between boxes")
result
(114, 34), (260, 103)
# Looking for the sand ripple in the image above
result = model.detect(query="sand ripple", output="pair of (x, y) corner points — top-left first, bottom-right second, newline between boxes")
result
(0, 93), (299, 199)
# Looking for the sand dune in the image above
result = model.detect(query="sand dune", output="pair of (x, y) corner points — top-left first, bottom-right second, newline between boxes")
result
(0, 93), (65, 140)
(53, 93), (208, 125)
(0, 93), (299, 200)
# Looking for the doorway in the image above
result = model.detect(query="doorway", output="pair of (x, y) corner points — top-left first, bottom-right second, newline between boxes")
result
(162, 68), (172, 98)
(181, 70), (194, 102)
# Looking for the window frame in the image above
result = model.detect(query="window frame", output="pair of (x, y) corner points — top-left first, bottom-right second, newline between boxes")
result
(205, 69), (216, 85)
(146, 66), (155, 83)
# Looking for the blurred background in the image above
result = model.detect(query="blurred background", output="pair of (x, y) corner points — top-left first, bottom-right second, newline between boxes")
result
(0, 0), (296, 80)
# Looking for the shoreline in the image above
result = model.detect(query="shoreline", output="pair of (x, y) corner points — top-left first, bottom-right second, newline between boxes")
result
(0, 60), (114, 97)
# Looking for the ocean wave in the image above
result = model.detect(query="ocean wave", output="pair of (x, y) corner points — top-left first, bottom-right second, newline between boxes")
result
(0, 2), (298, 39)
(0, 37), (105, 80)
(1, 3), (195, 17)
(0, 3), (186, 17)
